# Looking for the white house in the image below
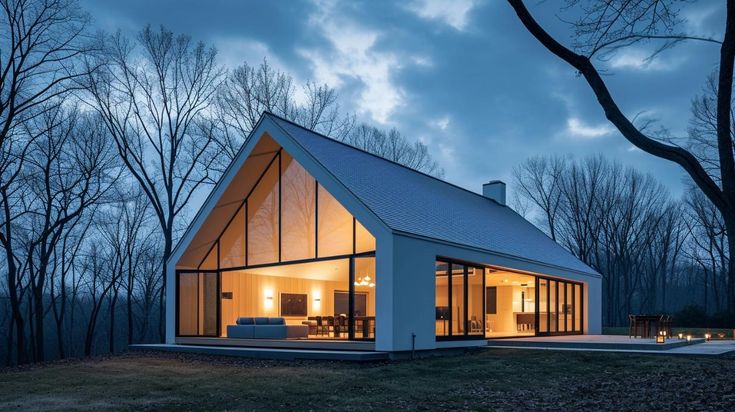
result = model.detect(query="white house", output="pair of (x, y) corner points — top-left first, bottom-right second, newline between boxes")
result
(166, 112), (602, 354)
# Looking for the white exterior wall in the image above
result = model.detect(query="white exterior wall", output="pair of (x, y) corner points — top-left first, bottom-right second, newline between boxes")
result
(381, 233), (602, 352)
(166, 264), (176, 344)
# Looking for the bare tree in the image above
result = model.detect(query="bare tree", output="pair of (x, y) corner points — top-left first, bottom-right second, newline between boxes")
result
(48, 209), (93, 359)
(84, 26), (225, 340)
(506, 0), (735, 311)
(213, 59), (354, 164)
(512, 155), (568, 240)
(20, 106), (117, 361)
(0, 0), (93, 365)
(685, 187), (729, 312)
(341, 124), (444, 177)
(515, 154), (681, 324)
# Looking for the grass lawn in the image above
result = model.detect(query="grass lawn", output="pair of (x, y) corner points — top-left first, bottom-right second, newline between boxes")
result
(2, 349), (735, 411)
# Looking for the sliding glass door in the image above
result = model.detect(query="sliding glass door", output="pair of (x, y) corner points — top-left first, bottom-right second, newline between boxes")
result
(435, 258), (585, 339)
(535, 276), (583, 335)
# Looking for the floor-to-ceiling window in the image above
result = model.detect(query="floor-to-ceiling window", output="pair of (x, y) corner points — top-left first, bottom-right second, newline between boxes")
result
(435, 258), (584, 340)
(435, 260), (485, 340)
(176, 148), (377, 341)
(536, 276), (583, 335)
(485, 269), (536, 338)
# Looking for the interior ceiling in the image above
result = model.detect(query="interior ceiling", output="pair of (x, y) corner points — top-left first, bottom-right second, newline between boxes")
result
(223, 259), (349, 282)
(176, 133), (280, 269)
(487, 271), (535, 287)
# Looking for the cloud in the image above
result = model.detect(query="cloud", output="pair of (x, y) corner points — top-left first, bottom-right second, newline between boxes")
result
(406, 0), (478, 31)
(565, 117), (614, 139)
(431, 115), (450, 131)
(214, 38), (281, 70)
(608, 49), (683, 72)
(299, 1), (404, 124)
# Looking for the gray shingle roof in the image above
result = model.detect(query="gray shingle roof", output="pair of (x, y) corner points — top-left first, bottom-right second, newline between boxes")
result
(269, 114), (599, 276)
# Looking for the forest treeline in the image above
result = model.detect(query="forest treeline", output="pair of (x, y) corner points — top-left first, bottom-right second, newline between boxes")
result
(514, 155), (731, 327)
(0, 0), (441, 365)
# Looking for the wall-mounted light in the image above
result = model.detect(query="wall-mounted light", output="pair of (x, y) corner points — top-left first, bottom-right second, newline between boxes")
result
(312, 291), (321, 312)
(264, 288), (274, 311)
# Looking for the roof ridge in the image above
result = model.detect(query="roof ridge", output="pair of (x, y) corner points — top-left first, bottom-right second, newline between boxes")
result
(262, 111), (507, 208)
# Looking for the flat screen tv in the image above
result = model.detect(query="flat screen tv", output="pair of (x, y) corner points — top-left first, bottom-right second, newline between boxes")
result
(280, 293), (307, 317)
(435, 306), (450, 320)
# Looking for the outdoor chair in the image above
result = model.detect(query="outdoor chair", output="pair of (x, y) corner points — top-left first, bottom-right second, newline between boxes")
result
(628, 315), (639, 338)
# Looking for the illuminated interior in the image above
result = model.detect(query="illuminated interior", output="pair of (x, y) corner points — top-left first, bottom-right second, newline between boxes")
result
(485, 270), (536, 337)
(176, 140), (377, 340)
(435, 260), (584, 339)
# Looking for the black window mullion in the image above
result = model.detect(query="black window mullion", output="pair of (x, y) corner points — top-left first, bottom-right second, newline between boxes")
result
(557, 282), (560, 334)
(217, 244), (221, 337)
(314, 181), (319, 258)
(572, 284), (576, 332)
(544, 279), (551, 333)
(244, 201), (248, 267)
(482, 268), (486, 337)
(463, 265), (468, 336)
(534, 277), (539, 336)
(564, 283), (574, 332)
(447, 263), (452, 337)
(278, 150), (282, 263)
(348, 256), (355, 340)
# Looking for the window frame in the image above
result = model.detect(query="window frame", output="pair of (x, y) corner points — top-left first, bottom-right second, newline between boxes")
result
(436, 256), (585, 340)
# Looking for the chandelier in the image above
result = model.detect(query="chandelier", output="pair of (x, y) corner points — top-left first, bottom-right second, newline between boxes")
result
(354, 275), (375, 288)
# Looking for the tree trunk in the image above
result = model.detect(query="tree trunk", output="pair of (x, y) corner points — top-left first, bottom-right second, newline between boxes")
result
(109, 286), (119, 353)
(726, 217), (735, 312)
(159, 232), (173, 342)
(127, 274), (134, 345)
(32, 274), (46, 362)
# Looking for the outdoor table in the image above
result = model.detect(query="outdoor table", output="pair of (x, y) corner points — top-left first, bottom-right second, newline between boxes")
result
(630, 315), (664, 338)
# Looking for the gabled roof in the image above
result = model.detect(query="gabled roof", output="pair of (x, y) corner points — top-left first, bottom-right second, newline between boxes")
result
(268, 113), (599, 277)
(170, 111), (599, 277)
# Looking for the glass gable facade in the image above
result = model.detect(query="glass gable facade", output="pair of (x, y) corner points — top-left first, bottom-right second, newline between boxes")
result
(177, 148), (377, 341)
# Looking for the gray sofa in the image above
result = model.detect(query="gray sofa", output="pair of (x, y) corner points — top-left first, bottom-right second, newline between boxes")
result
(226, 317), (309, 339)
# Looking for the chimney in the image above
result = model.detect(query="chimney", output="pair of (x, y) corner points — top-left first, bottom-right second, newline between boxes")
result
(482, 180), (506, 205)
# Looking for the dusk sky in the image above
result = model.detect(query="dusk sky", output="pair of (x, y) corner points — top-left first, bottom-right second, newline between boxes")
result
(81, 0), (725, 200)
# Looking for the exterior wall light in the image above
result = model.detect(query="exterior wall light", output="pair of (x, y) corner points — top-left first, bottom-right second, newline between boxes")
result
(686, 335), (692, 343)
(704, 333), (711, 342)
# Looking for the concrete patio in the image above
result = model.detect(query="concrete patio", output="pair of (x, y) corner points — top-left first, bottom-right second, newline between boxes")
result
(485, 335), (735, 356)
(130, 343), (389, 361)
